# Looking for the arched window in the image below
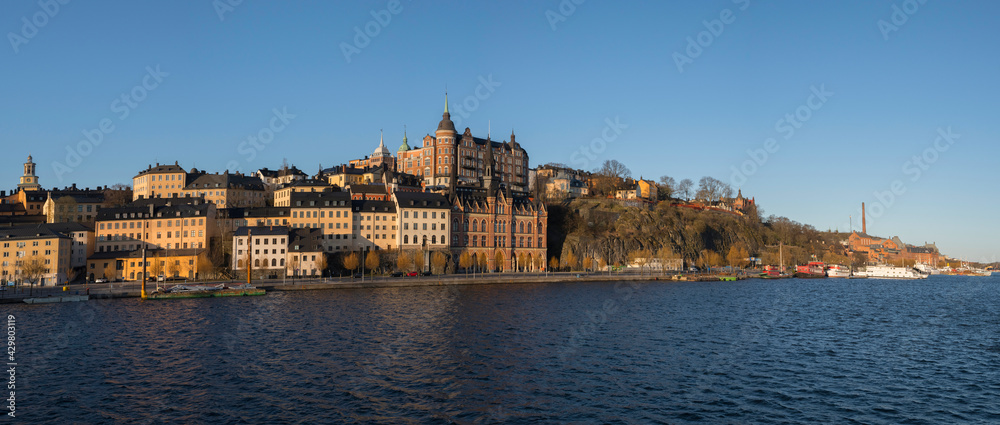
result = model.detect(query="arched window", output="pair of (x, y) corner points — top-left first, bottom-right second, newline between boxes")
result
(431, 235), (437, 244)
(472, 220), (478, 232)
(519, 221), (524, 234)
(452, 235), (458, 244)
(464, 235), (469, 245)
(271, 259), (277, 267)
(254, 259), (260, 267)
(538, 237), (542, 247)
(527, 238), (532, 248)
(237, 259), (244, 268)
(444, 166), (449, 175)
(519, 237), (523, 247)
(404, 235), (409, 244)
(528, 222), (532, 234)
(472, 236), (477, 247)
(464, 219), (469, 231)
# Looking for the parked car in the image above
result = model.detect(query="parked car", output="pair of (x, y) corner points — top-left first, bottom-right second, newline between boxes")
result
(406, 271), (419, 277)
(352, 273), (363, 278)
(421, 271), (432, 276)
(95, 278), (108, 283)
(390, 272), (404, 277)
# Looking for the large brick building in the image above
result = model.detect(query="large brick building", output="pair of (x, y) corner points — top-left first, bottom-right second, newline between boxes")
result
(847, 231), (941, 265)
(396, 97), (529, 193)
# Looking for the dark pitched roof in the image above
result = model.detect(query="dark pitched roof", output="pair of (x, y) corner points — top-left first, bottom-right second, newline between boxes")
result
(0, 226), (69, 241)
(289, 191), (351, 207)
(135, 163), (186, 177)
(0, 215), (47, 227)
(282, 179), (332, 189)
(14, 222), (94, 235)
(352, 199), (396, 213)
(97, 202), (213, 221)
(127, 197), (208, 208)
(234, 226), (289, 237)
(185, 173), (265, 191)
(348, 184), (387, 193)
(393, 192), (450, 208)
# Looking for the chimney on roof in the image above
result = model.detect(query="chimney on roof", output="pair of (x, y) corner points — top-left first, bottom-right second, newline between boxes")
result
(862, 202), (866, 234)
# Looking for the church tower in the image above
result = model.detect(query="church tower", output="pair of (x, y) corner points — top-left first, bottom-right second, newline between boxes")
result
(18, 155), (41, 191)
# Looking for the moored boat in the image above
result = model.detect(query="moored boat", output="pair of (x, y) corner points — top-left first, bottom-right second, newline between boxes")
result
(794, 262), (826, 278)
(826, 264), (852, 278)
(23, 295), (89, 304)
(147, 283), (265, 299)
(858, 265), (928, 279)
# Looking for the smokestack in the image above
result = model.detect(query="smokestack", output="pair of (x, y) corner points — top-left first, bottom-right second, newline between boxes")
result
(862, 202), (866, 234)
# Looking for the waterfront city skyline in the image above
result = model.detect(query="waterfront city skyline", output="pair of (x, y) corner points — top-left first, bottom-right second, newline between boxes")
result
(2, 1), (998, 261)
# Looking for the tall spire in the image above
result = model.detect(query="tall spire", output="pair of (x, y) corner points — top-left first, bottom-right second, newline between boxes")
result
(398, 125), (410, 151)
(437, 92), (456, 133)
(374, 129), (390, 158)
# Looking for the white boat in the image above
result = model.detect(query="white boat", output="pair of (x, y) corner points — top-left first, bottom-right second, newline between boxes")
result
(826, 264), (852, 278)
(23, 295), (89, 304)
(167, 284), (225, 293)
(858, 265), (928, 279)
(914, 263), (941, 275)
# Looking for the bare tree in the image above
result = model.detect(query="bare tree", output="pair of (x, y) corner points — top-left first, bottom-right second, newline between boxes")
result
(676, 179), (694, 201)
(288, 255), (300, 278)
(593, 160), (632, 196)
(103, 183), (133, 208)
(658, 176), (676, 201)
(21, 255), (47, 296)
(695, 177), (732, 202)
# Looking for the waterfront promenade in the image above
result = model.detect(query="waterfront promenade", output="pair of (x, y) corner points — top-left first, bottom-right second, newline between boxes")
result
(0, 270), (726, 302)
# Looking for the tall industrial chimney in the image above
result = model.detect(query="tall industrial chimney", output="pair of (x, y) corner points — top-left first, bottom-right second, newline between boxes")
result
(862, 202), (866, 234)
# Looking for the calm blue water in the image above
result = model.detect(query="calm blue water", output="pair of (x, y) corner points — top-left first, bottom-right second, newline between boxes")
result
(7, 275), (1000, 424)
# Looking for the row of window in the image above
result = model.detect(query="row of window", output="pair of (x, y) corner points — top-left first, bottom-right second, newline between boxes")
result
(2, 241), (48, 248)
(99, 218), (205, 230)
(96, 242), (204, 252)
(99, 230), (205, 241)
(454, 219), (539, 234)
(56, 204), (97, 213)
(401, 234), (444, 245)
(461, 236), (540, 248)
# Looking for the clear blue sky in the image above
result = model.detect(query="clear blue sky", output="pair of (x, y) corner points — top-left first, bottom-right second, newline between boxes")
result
(2, 1), (998, 261)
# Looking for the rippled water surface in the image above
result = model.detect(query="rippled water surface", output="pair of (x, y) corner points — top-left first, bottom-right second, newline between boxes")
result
(8, 276), (1000, 424)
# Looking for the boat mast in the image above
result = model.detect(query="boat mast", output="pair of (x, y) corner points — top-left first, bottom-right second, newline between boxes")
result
(779, 241), (783, 271)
